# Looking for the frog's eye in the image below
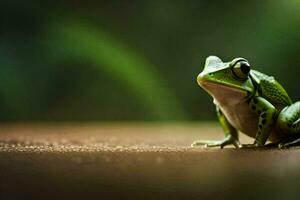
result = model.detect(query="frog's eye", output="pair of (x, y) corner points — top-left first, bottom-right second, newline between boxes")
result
(232, 61), (250, 80)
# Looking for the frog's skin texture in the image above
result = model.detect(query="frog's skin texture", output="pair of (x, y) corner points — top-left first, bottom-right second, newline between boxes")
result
(192, 56), (300, 149)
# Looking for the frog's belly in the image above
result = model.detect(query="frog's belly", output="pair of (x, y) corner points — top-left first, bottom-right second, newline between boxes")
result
(200, 81), (280, 141)
(218, 100), (281, 142)
(218, 100), (259, 139)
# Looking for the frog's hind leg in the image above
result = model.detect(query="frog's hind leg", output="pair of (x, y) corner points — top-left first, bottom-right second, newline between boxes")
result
(277, 102), (300, 148)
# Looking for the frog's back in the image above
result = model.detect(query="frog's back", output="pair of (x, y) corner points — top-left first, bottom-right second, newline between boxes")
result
(250, 70), (292, 110)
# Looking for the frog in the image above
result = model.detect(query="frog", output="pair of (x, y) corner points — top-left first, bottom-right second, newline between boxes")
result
(191, 56), (300, 149)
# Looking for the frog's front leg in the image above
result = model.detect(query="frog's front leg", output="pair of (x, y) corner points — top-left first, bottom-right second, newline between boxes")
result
(191, 106), (241, 148)
(243, 96), (276, 147)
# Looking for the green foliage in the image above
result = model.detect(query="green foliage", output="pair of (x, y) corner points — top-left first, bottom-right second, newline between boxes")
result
(0, 1), (299, 121)
(47, 19), (187, 120)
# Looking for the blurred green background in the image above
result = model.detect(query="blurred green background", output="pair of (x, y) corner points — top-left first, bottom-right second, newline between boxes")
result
(0, 0), (299, 121)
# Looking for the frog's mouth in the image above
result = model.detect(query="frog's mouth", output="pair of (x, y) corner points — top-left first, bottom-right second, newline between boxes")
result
(198, 72), (240, 88)
(197, 73), (252, 96)
(199, 80), (246, 92)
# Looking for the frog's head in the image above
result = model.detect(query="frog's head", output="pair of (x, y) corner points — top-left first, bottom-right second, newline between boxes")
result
(197, 56), (254, 102)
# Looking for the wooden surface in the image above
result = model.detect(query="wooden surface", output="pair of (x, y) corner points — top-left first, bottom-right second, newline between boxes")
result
(0, 123), (300, 200)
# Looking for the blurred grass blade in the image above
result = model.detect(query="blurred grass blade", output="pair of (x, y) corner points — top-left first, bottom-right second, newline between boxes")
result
(0, 50), (35, 119)
(49, 19), (187, 120)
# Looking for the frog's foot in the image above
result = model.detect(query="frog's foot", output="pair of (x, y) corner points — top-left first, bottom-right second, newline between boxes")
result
(278, 138), (300, 149)
(241, 143), (260, 148)
(191, 136), (241, 148)
(264, 142), (280, 148)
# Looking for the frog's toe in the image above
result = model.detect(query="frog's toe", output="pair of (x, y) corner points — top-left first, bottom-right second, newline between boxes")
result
(278, 138), (300, 149)
(191, 138), (240, 148)
(278, 143), (288, 149)
(191, 140), (215, 148)
(278, 142), (297, 149)
(241, 143), (260, 148)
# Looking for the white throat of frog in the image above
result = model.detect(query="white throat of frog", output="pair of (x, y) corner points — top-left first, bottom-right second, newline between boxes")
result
(200, 81), (248, 107)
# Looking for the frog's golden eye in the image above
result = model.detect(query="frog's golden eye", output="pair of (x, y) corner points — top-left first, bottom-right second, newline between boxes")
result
(232, 61), (250, 80)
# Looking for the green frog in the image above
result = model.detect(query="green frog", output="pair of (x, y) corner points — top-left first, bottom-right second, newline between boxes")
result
(192, 56), (300, 148)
